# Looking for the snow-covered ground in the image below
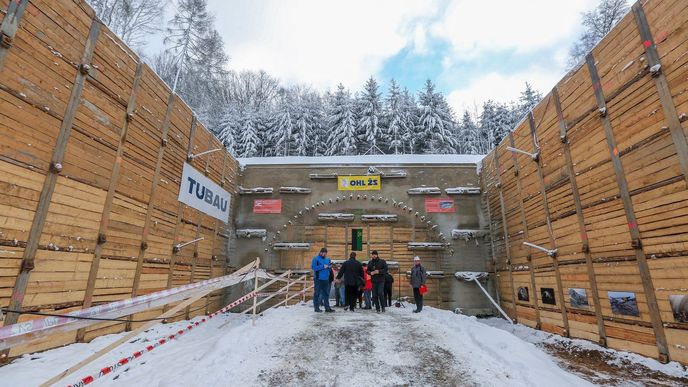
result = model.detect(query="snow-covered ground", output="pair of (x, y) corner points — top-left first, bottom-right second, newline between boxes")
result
(483, 318), (688, 386)
(1, 304), (686, 386)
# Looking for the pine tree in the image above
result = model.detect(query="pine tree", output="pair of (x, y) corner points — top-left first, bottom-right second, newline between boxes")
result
(417, 80), (456, 154)
(326, 84), (357, 156)
(304, 93), (326, 156)
(268, 91), (294, 156)
(517, 82), (542, 120)
(479, 100), (520, 149)
(400, 89), (419, 153)
(494, 103), (515, 147)
(458, 111), (480, 154)
(358, 77), (384, 154)
(293, 97), (312, 157)
(237, 111), (261, 158)
(385, 79), (405, 154)
(254, 108), (272, 157)
(217, 104), (239, 156)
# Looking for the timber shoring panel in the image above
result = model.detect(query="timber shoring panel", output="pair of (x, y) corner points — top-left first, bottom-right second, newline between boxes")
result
(483, 0), (688, 364)
(0, 0), (239, 357)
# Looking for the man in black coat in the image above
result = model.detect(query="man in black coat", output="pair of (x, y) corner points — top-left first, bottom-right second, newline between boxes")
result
(367, 250), (388, 313)
(336, 252), (364, 311)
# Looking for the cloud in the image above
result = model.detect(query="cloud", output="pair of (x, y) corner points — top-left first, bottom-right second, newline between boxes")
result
(446, 67), (562, 113)
(210, 0), (441, 90)
(430, 0), (597, 57)
(411, 24), (429, 55)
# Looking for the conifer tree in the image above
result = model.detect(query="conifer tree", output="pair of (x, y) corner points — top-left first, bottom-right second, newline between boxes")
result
(326, 84), (358, 156)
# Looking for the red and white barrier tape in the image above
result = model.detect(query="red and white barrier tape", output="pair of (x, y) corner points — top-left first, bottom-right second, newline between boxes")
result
(0, 267), (262, 351)
(66, 291), (257, 387)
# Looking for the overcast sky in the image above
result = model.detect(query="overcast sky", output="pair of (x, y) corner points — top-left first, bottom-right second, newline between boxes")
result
(150, 0), (598, 113)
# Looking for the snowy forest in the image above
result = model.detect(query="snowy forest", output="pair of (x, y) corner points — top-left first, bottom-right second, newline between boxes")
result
(88, 0), (628, 158)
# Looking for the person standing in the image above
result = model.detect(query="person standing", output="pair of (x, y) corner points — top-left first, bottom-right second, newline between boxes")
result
(311, 247), (335, 313)
(410, 256), (428, 313)
(333, 263), (344, 307)
(384, 271), (394, 307)
(367, 250), (388, 313)
(362, 263), (372, 309)
(336, 252), (364, 311)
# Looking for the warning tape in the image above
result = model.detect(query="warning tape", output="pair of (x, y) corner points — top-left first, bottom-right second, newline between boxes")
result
(0, 267), (262, 351)
(67, 291), (258, 387)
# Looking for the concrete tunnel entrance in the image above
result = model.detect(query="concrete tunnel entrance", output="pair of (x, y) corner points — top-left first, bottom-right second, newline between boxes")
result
(228, 155), (493, 313)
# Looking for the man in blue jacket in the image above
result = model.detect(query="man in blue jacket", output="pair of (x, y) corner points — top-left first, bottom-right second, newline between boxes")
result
(311, 247), (335, 313)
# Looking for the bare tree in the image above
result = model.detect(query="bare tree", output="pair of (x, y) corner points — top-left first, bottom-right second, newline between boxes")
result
(226, 70), (280, 112)
(89, 0), (163, 48)
(568, 0), (629, 69)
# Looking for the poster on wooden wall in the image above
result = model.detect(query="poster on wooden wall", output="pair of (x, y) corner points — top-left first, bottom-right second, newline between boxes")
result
(568, 288), (589, 309)
(425, 198), (455, 213)
(253, 199), (282, 214)
(669, 295), (688, 323)
(540, 288), (556, 305)
(608, 291), (640, 317)
(517, 287), (529, 302)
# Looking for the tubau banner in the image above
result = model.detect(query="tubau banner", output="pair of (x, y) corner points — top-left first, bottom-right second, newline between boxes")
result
(337, 175), (381, 191)
(178, 162), (231, 222)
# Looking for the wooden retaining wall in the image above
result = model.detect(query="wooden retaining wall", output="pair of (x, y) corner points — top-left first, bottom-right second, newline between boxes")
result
(0, 0), (239, 356)
(482, 0), (688, 364)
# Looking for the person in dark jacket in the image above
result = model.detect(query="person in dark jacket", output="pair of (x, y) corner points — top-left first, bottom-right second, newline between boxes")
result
(336, 252), (364, 311)
(410, 255), (428, 313)
(384, 272), (394, 307)
(311, 247), (335, 313)
(367, 250), (388, 313)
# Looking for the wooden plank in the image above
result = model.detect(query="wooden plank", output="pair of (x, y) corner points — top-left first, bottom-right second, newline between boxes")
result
(553, 86), (607, 345)
(0, 0), (29, 69)
(528, 110), (570, 336)
(586, 52), (669, 361)
(509, 132), (541, 328)
(493, 150), (518, 320)
(76, 62), (143, 342)
(2, 18), (101, 333)
(632, 2), (688, 186)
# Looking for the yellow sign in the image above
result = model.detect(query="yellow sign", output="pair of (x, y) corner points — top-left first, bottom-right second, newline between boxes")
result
(337, 175), (381, 191)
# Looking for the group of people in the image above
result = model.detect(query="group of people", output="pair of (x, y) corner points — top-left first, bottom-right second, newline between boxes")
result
(310, 247), (428, 314)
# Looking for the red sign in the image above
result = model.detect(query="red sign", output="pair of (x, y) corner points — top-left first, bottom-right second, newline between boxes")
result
(253, 199), (282, 214)
(425, 198), (455, 213)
